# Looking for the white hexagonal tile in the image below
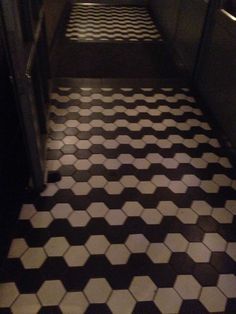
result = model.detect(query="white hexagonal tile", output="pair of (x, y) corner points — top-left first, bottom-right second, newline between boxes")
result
(191, 200), (212, 216)
(78, 124), (92, 132)
(187, 243), (211, 263)
(203, 233), (227, 252)
(90, 135), (105, 145)
(21, 248), (46, 269)
(63, 136), (78, 145)
(88, 176), (107, 188)
(213, 174), (232, 187)
(174, 275), (201, 300)
(183, 139), (198, 148)
(37, 280), (66, 306)
(47, 160), (61, 171)
(218, 274), (236, 298)
(0, 283), (19, 307)
(105, 182), (124, 195)
(125, 234), (149, 253)
(146, 153), (163, 164)
(194, 134), (209, 143)
(151, 175), (170, 187)
(56, 177), (75, 190)
(168, 181), (187, 193)
(154, 288), (182, 313)
(60, 155), (77, 165)
(107, 290), (135, 314)
(157, 139), (172, 148)
(104, 159), (121, 170)
(71, 183), (91, 195)
(226, 242), (236, 261)
(142, 135), (157, 144)
(103, 140), (119, 149)
(106, 244), (130, 265)
(137, 182), (156, 194)
(89, 154), (106, 165)
(200, 287), (227, 313)
(11, 294), (41, 314)
(76, 140), (91, 150)
(141, 209), (163, 225)
(74, 160), (92, 171)
(190, 158), (207, 169)
(225, 200), (236, 215)
(84, 278), (111, 303)
(147, 243), (171, 263)
(87, 202), (109, 218)
(182, 175), (200, 187)
(44, 237), (69, 256)
(122, 202), (144, 217)
(64, 246), (89, 267)
(202, 152), (219, 163)
(118, 154), (135, 164)
(219, 157), (232, 168)
(86, 235), (110, 254)
(165, 234), (188, 252)
(212, 208), (233, 223)
(168, 135), (182, 144)
(30, 212), (53, 228)
(51, 203), (73, 219)
(129, 276), (156, 301)
(162, 158), (179, 169)
(200, 181), (219, 193)
(41, 183), (59, 196)
(8, 239), (28, 258)
(129, 139), (146, 149)
(120, 175), (139, 188)
(133, 159), (150, 169)
(68, 211), (90, 227)
(105, 210), (127, 226)
(158, 201), (178, 216)
(177, 208), (198, 224)
(19, 204), (37, 220)
(59, 292), (88, 314)
(116, 135), (131, 145)
(174, 153), (191, 163)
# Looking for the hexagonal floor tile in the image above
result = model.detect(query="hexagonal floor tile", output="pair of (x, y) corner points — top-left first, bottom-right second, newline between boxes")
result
(147, 243), (171, 263)
(200, 287), (227, 312)
(8, 238), (28, 258)
(37, 280), (66, 306)
(11, 294), (41, 314)
(158, 201), (178, 216)
(177, 208), (198, 224)
(84, 278), (111, 303)
(165, 234), (188, 252)
(44, 237), (69, 256)
(154, 288), (182, 313)
(87, 203), (109, 218)
(203, 233), (227, 252)
(125, 234), (149, 253)
(218, 274), (236, 298)
(105, 210), (127, 225)
(174, 275), (201, 300)
(129, 276), (156, 301)
(68, 211), (90, 227)
(59, 292), (88, 314)
(21, 248), (47, 269)
(137, 182), (156, 194)
(51, 203), (73, 219)
(107, 290), (135, 314)
(122, 202), (144, 217)
(30, 212), (53, 228)
(187, 243), (211, 263)
(106, 244), (130, 265)
(64, 246), (89, 267)
(141, 209), (163, 225)
(151, 175), (170, 187)
(86, 235), (110, 254)
(191, 201), (212, 216)
(0, 283), (19, 308)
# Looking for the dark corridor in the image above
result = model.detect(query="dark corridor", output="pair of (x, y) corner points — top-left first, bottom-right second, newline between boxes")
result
(0, 0), (236, 313)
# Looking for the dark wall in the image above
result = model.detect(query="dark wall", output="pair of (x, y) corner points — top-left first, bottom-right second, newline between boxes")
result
(44, 0), (67, 47)
(197, 9), (236, 147)
(150, 0), (209, 75)
(150, 0), (181, 40)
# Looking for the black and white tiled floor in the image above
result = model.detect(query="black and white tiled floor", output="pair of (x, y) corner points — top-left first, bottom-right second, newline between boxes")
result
(1, 85), (236, 313)
(66, 4), (162, 42)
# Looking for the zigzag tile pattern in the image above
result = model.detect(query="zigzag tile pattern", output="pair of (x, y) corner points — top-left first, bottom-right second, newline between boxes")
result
(1, 86), (236, 313)
(66, 5), (162, 42)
